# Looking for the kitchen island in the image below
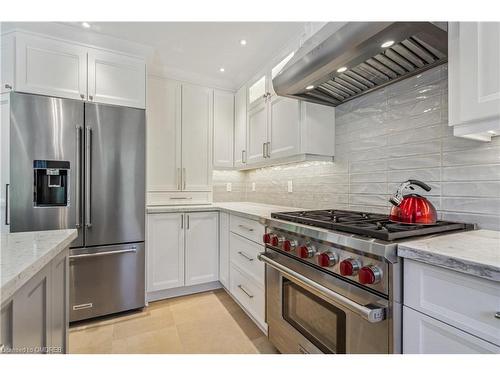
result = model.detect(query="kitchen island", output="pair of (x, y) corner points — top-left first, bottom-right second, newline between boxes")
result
(1, 229), (77, 354)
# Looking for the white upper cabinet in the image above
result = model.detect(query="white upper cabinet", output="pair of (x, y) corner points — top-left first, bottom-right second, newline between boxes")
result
(181, 84), (213, 191)
(15, 33), (87, 100)
(1, 93), (10, 233)
(268, 96), (300, 159)
(10, 32), (146, 108)
(248, 75), (267, 110)
(449, 22), (500, 141)
(247, 103), (268, 164)
(184, 212), (219, 286)
(146, 77), (181, 192)
(213, 90), (234, 168)
(88, 49), (146, 108)
(1, 34), (15, 93)
(234, 86), (247, 167)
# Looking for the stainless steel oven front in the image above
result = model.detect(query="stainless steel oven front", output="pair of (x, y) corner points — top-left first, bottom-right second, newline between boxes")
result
(260, 249), (392, 354)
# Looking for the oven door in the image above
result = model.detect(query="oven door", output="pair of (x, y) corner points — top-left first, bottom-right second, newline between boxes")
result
(260, 250), (389, 354)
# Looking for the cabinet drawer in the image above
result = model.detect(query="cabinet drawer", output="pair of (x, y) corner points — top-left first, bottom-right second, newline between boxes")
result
(230, 214), (264, 244)
(230, 233), (265, 286)
(229, 264), (265, 329)
(403, 306), (500, 354)
(147, 191), (212, 206)
(404, 259), (500, 346)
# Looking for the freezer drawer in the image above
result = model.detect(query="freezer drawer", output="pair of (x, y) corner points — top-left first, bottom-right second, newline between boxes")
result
(69, 242), (145, 322)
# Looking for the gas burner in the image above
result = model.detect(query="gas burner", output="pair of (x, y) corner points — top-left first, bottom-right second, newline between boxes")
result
(271, 209), (471, 241)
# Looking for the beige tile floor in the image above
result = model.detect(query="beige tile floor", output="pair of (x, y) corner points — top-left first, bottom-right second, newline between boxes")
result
(69, 289), (279, 354)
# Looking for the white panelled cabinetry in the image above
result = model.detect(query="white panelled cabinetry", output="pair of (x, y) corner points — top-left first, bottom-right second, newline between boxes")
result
(449, 22), (500, 141)
(146, 211), (219, 301)
(2, 31), (146, 108)
(1, 93), (10, 233)
(146, 77), (213, 205)
(213, 90), (235, 168)
(233, 86), (247, 167)
(403, 259), (500, 353)
(218, 212), (230, 289)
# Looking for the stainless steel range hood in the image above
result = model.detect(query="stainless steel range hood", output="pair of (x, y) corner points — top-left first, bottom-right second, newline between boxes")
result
(272, 22), (448, 107)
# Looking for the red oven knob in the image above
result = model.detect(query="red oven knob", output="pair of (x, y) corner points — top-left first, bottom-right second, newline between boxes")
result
(271, 235), (285, 247)
(283, 239), (298, 252)
(359, 266), (382, 285)
(317, 252), (339, 267)
(339, 258), (361, 276)
(298, 245), (315, 258)
(263, 233), (271, 244)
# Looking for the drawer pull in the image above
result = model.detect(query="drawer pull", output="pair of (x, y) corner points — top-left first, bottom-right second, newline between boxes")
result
(73, 303), (93, 310)
(238, 224), (254, 232)
(238, 284), (254, 298)
(495, 312), (500, 319)
(238, 251), (254, 261)
(170, 197), (193, 200)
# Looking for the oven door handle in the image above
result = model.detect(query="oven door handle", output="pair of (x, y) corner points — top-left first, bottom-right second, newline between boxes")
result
(258, 253), (386, 323)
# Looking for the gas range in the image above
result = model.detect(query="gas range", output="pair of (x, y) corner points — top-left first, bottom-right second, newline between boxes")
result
(259, 209), (475, 354)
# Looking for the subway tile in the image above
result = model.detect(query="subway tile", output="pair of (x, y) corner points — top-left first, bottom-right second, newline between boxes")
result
(388, 82), (445, 106)
(386, 66), (444, 97)
(350, 172), (387, 183)
(349, 194), (389, 207)
(387, 154), (441, 170)
(387, 140), (441, 158)
(442, 182), (500, 198)
(350, 183), (387, 194)
(388, 168), (441, 183)
(440, 212), (500, 231)
(387, 182), (441, 196)
(386, 110), (442, 133)
(387, 94), (441, 120)
(442, 164), (500, 181)
(442, 197), (500, 215)
(388, 123), (443, 145)
(442, 146), (500, 166)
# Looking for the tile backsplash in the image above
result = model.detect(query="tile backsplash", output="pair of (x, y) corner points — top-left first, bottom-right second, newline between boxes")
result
(213, 65), (500, 230)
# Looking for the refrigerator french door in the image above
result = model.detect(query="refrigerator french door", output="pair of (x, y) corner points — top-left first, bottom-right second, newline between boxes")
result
(10, 93), (146, 322)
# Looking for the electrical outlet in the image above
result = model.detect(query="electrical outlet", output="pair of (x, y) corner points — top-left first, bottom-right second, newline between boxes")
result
(251, 182), (256, 191)
(226, 182), (232, 192)
(287, 180), (293, 193)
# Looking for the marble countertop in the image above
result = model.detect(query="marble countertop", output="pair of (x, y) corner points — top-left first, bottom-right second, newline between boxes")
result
(1, 229), (77, 304)
(147, 201), (303, 221)
(398, 230), (500, 282)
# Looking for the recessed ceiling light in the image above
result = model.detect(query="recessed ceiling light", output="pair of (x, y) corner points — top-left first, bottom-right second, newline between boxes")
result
(219, 68), (225, 72)
(381, 40), (395, 48)
(337, 67), (347, 73)
(305, 85), (315, 90)
(81, 22), (91, 29)
(240, 39), (247, 46)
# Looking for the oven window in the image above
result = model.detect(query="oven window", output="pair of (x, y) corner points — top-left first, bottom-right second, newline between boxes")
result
(282, 278), (346, 354)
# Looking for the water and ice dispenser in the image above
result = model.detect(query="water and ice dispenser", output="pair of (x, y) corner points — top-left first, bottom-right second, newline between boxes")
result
(33, 160), (70, 207)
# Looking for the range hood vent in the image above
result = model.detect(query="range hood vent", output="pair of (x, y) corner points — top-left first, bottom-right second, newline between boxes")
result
(273, 22), (448, 107)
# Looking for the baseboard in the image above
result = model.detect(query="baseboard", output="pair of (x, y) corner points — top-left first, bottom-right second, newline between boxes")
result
(146, 281), (222, 302)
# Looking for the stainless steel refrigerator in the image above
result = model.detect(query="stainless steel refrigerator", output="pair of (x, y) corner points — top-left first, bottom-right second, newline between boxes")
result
(10, 92), (145, 322)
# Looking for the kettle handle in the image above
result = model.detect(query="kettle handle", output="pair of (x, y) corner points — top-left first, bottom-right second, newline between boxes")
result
(408, 179), (432, 192)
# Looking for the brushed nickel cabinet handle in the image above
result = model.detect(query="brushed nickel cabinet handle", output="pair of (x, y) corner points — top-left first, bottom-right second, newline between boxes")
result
(72, 303), (93, 310)
(182, 168), (186, 190)
(238, 224), (254, 232)
(238, 285), (254, 298)
(266, 142), (271, 158)
(238, 251), (254, 261)
(170, 197), (192, 200)
(89, 95), (93, 101)
(5, 84), (12, 90)
(80, 94), (85, 99)
(186, 214), (190, 230)
(262, 143), (266, 158)
(495, 312), (500, 319)
(181, 214), (184, 229)
(4, 183), (9, 225)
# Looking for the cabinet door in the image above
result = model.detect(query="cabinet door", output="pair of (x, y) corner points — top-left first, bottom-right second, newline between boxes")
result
(88, 49), (146, 108)
(50, 250), (68, 353)
(1, 34), (15, 93)
(15, 34), (87, 100)
(247, 103), (268, 164)
(213, 90), (234, 168)
(268, 95), (300, 159)
(181, 84), (213, 191)
(248, 75), (267, 110)
(1, 93), (9, 233)
(185, 212), (219, 286)
(219, 212), (230, 289)
(147, 77), (182, 192)
(449, 22), (500, 126)
(403, 306), (500, 354)
(12, 263), (51, 353)
(147, 213), (185, 291)
(234, 86), (247, 167)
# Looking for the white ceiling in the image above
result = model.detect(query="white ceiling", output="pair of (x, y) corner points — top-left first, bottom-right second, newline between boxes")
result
(65, 22), (313, 90)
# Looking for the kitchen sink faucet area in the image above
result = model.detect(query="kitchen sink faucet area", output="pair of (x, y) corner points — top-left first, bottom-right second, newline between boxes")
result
(1, 1), (499, 375)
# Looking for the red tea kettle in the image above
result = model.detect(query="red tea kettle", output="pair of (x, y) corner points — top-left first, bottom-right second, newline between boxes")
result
(389, 180), (437, 225)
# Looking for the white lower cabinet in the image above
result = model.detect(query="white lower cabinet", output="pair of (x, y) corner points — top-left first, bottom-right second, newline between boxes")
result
(185, 212), (219, 286)
(146, 211), (218, 298)
(219, 212), (230, 289)
(147, 213), (185, 292)
(403, 307), (500, 354)
(403, 259), (500, 353)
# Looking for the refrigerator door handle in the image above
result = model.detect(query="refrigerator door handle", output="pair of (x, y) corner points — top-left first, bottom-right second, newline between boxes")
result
(75, 125), (82, 229)
(85, 126), (92, 228)
(4, 183), (9, 225)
